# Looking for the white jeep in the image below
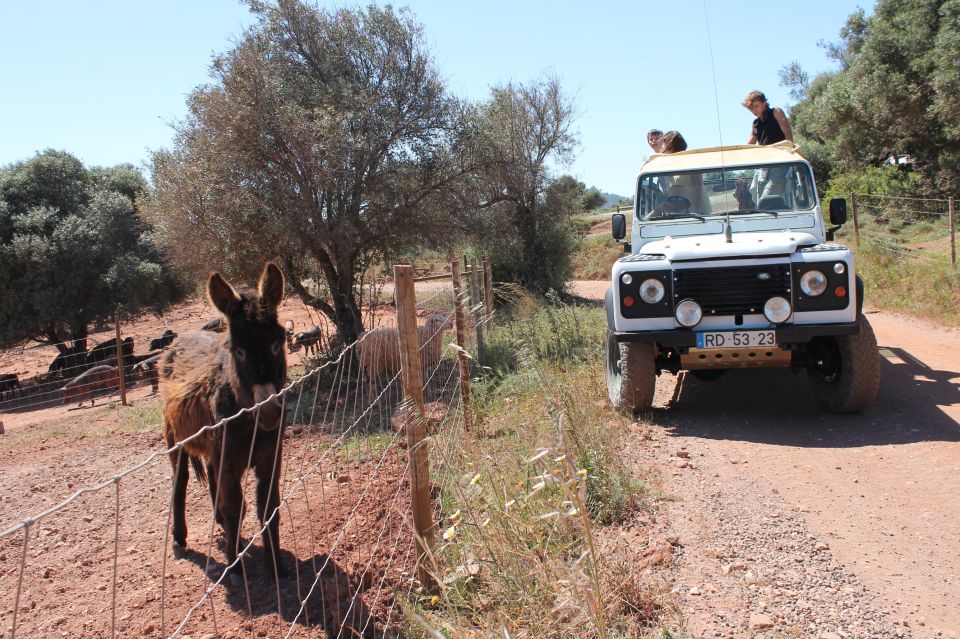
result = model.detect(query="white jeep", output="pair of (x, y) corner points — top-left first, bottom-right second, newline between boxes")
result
(605, 142), (881, 414)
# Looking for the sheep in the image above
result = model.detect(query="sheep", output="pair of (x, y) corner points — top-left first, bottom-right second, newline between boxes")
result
(61, 365), (120, 407)
(355, 314), (452, 402)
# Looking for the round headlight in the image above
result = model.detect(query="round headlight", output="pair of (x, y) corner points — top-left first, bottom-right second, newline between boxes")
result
(621, 273), (633, 285)
(675, 299), (702, 327)
(833, 262), (846, 274)
(639, 278), (665, 304)
(800, 270), (827, 296)
(764, 296), (792, 324)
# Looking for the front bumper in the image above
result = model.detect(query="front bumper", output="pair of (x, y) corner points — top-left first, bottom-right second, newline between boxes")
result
(612, 322), (860, 347)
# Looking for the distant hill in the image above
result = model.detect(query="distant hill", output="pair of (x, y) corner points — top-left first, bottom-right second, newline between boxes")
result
(601, 191), (630, 209)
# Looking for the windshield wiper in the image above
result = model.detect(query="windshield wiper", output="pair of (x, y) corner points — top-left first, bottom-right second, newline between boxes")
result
(648, 212), (706, 222)
(727, 208), (779, 217)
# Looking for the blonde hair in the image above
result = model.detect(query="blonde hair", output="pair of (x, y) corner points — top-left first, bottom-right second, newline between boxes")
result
(742, 90), (767, 108)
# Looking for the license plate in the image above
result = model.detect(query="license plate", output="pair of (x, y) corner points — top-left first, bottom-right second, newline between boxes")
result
(695, 330), (776, 349)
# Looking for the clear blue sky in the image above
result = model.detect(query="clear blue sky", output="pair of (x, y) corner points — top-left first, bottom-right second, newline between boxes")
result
(0, 0), (868, 196)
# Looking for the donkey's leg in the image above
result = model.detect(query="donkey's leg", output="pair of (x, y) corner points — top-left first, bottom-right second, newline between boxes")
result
(205, 461), (225, 528)
(216, 468), (245, 571)
(254, 439), (286, 578)
(166, 430), (189, 549)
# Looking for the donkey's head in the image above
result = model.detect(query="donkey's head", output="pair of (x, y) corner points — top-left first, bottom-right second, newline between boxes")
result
(207, 262), (287, 429)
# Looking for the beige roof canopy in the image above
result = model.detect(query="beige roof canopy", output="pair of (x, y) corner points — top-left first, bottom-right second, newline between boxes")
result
(641, 141), (807, 174)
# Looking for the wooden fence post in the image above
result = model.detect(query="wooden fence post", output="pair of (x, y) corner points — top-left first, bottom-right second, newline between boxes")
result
(451, 261), (473, 432)
(482, 259), (493, 323)
(392, 264), (437, 592)
(114, 308), (127, 406)
(950, 196), (956, 267)
(470, 256), (485, 364)
(851, 192), (860, 245)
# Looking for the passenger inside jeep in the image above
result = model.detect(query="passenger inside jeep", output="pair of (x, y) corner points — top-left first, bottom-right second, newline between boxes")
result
(638, 161), (816, 220)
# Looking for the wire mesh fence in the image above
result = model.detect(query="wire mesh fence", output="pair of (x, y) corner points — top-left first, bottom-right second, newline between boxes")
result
(0, 259), (494, 638)
(0, 300), (345, 431)
(848, 192), (957, 268)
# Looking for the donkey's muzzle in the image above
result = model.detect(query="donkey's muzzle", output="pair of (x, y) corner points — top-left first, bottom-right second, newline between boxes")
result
(252, 384), (283, 431)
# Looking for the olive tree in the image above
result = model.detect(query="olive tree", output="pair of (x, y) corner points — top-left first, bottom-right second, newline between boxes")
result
(148, 1), (476, 342)
(469, 76), (579, 294)
(0, 150), (184, 354)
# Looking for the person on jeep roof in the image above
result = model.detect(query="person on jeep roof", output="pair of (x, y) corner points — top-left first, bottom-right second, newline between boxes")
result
(743, 91), (793, 199)
(647, 128), (663, 154)
(743, 90), (793, 145)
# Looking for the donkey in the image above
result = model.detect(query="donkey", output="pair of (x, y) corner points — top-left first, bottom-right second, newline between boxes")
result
(158, 262), (288, 580)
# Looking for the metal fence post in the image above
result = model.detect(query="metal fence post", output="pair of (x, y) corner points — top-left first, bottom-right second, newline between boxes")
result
(470, 256), (485, 364)
(451, 261), (473, 432)
(851, 192), (860, 245)
(482, 259), (493, 323)
(114, 308), (127, 406)
(950, 196), (956, 267)
(392, 264), (437, 592)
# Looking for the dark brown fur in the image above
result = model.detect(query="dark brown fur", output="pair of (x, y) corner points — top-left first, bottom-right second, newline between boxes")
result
(159, 263), (288, 579)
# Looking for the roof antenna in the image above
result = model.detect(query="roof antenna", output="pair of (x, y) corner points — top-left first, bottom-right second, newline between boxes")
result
(702, 0), (733, 242)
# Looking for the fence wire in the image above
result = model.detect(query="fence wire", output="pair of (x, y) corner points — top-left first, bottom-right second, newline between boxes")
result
(0, 271), (490, 639)
(848, 192), (956, 268)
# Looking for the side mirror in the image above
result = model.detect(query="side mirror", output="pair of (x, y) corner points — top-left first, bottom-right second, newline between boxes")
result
(829, 198), (847, 225)
(611, 213), (626, 240)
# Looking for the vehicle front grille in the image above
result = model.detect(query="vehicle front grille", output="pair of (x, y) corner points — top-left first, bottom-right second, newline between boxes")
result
(673, 264), (791, 316)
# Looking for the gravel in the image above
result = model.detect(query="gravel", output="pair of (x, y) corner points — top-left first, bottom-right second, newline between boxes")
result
(635, 415), (915, 638)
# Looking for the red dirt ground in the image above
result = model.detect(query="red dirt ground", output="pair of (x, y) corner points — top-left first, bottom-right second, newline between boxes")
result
(0, 409), (419, 638)
(0, 292), (460, 638)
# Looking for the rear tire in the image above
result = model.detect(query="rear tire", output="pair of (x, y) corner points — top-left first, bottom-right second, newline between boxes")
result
(807, 315), (881, 414)
(605, 331), (656, 414)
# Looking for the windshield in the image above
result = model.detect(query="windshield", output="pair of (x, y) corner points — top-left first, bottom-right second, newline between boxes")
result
(637, 162), (816, 220)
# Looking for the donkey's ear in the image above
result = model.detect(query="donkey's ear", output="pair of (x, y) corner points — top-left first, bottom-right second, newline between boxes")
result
(207, 272), (242, 318)
(258, 262), (284, 315)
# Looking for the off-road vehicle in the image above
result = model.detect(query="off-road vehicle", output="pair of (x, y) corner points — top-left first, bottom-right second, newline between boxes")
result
(605, 142), (880, 414)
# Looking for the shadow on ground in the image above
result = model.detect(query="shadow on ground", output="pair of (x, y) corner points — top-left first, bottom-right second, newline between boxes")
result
(653, 345), (960, 448)
(176, 544), (404, 638)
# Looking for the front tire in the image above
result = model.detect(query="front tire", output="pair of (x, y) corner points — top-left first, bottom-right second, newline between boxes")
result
(807, 315), (881, 414)
(605, 331), (656, 414)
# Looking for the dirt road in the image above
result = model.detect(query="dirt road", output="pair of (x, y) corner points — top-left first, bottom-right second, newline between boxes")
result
(570, 281), (960, 638)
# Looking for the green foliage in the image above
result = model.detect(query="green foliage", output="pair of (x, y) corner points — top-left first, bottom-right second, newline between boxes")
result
(787, 0), (960, 194)
(572, 235), (623, 280)
(824, 165), (930, 201)
(147, 2), (472, 342)
(471, 76), (579, 296)
(0, 151), (184, 350)
(479, 205), (579, 294)
(546, 176), (606, 215)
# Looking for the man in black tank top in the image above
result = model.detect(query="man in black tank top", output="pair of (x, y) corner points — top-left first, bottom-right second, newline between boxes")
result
(743, 90), (793, 145)
(742, 90), (794, 202)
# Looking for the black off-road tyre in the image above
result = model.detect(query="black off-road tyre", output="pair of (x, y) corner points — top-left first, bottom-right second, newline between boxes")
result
(605, 331), (656, 414)
(807, 315), (881, 414)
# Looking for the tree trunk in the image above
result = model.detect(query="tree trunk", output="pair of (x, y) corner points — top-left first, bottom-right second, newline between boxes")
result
(285, 253), (366, 347)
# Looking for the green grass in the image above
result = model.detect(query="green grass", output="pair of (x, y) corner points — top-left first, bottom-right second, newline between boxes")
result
(406, 297), (679, 638)
(572, 236), (624, 281)
(837, 219), (960, 325)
